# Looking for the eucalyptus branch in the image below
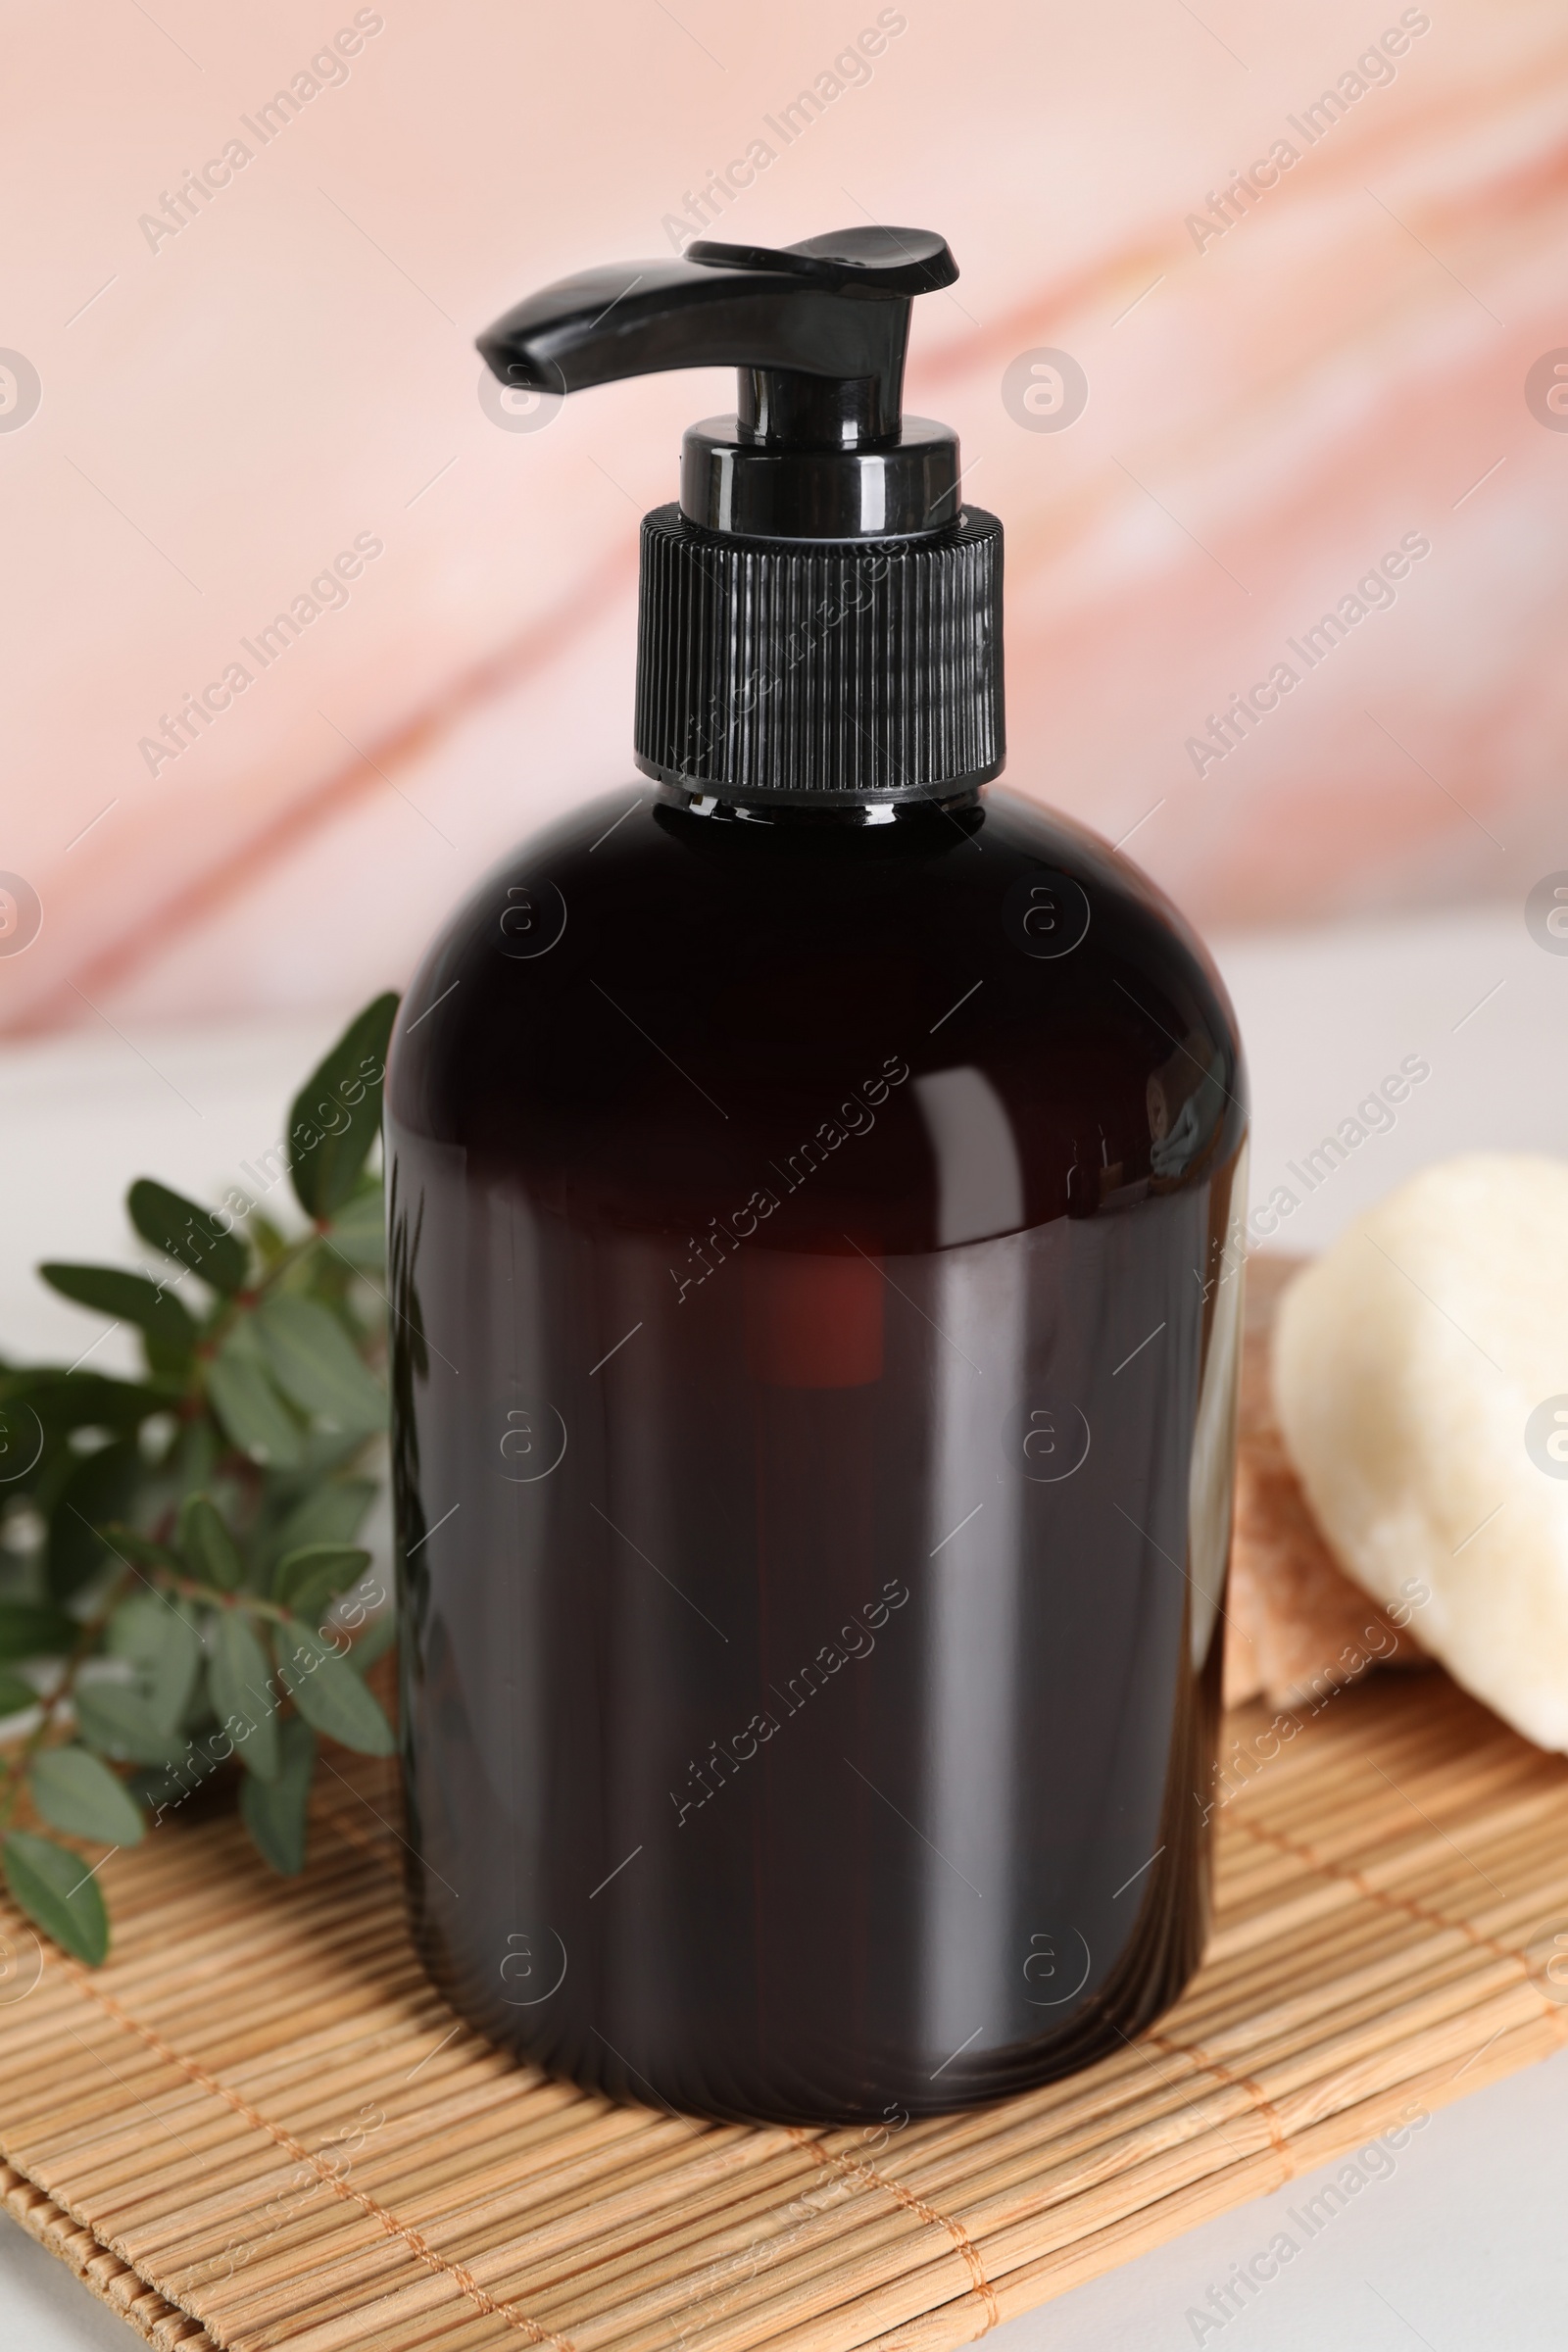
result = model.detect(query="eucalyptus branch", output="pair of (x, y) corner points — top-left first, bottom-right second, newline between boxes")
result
(0, 991), (401, 1963)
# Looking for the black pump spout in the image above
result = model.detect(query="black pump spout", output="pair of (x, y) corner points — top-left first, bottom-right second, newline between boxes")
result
(478, 226), (962, 538)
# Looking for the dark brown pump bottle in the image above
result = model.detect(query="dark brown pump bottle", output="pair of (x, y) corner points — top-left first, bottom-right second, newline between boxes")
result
(386, 226), (1249, 2126)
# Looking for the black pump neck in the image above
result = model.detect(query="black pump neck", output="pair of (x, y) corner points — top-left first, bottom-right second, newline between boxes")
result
(736, 367), (894, 450)
(477, 225), (1004, 803)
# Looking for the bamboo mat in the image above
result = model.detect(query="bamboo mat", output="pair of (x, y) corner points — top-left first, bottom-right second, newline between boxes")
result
(6, 1327), (1568, 2349)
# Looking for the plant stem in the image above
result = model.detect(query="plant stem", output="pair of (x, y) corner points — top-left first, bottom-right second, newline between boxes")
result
(150, 1567), (291, 1626)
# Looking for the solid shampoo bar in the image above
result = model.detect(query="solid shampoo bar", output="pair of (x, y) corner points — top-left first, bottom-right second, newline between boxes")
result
(1273, 1154), (1568, 1751)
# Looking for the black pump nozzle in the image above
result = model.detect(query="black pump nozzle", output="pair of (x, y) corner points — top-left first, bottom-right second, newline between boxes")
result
(477, 226), (1003, 804)
(479, 226), (961, 538)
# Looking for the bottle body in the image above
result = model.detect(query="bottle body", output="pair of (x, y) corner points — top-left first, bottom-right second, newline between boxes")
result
(387, 784), (1247, 2123)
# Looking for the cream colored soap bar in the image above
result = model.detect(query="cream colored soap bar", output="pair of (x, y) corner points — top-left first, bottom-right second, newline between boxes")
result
(1272, 1155), (1568, 1752)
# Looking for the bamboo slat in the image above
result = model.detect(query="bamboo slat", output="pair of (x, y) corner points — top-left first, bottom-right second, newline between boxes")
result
(5, 1278), (1568, 2350)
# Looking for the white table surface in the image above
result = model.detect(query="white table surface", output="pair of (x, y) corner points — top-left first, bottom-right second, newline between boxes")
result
(2, 897), (1565, 2347)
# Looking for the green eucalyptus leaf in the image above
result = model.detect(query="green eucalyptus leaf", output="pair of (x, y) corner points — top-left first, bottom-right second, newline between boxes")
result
(273, 1544), (370, 1620)
(74, 1680), (189, 1767)
(0, 1667), (38, 1717)
(178, 1493), (244, 1592)
(0, 1600), (75, 1664)
(208, 1612), (280, 1781)
(38, 1265), (199, 1370)
(287, 995), (399, 1219)
(29, 1745), (144, 1847)
(142, 1331), (195, 1380)
(127, 1179), (248, 1297)
(253, 1297), (384, 1437)
(14, 1372), (176, 1436)
(208, 1333), (304, 1470)
(323, 1181), (386, 1269)
(349, 1606), (398, 1675)
(166, 1416), (220, 1501)
(255, 1478), (374, 1581)
(275, 1619), (394, 1754)
(2, 1831), (109, 1965)
(105, 1593), (200, 1729)
(47, 1436), (142, 1602)
(299, 1427), (376, 1479)
(239, 1715), (316, 1877)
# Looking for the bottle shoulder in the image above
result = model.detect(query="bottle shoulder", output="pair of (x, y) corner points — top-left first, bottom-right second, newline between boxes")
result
(386, 783), (1246, 1237)
(392, 785), (1241, 1060)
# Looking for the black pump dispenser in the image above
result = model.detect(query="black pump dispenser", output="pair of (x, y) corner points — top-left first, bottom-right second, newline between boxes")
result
(479, 226), (1004, 804)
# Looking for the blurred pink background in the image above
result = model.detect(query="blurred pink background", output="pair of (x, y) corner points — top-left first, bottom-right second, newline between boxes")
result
(5, 0), (1567, 1036)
